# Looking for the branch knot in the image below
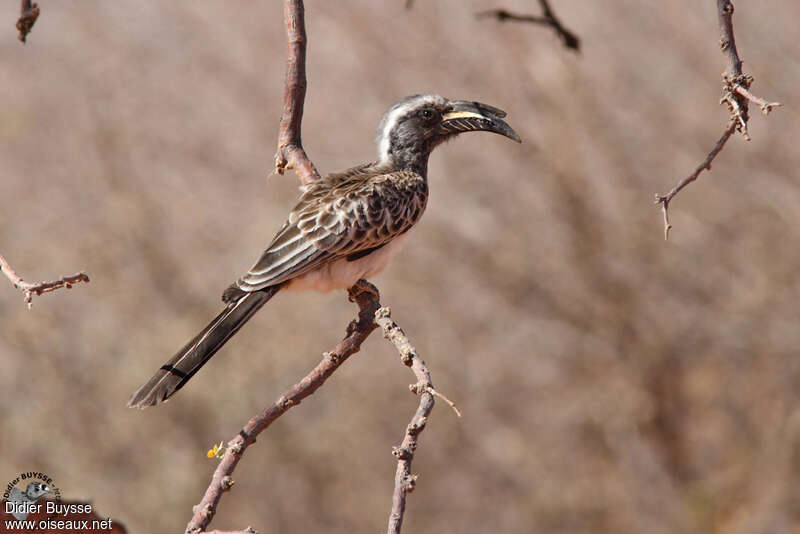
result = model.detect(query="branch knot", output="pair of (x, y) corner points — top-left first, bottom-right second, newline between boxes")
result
(407, 418), (426, 435)
(391, 446), (413, 460)
(220, 476), (235, 491)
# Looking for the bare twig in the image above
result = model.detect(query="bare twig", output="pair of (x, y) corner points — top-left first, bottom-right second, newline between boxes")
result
(654, 0), (781, 239)
(477, 0), (580, 52)
(733, 83), (782, 116)
(428, 386), (461, 417)
(186, 282), (381, 534)
(654, 124), (735, 240)
(16, 0), (39, 43)
(273, 0), (321, 184)
(375, 307), (445, 534)
(0, 253), (90, 308)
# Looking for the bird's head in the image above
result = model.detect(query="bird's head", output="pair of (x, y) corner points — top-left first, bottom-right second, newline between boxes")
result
(375, 94), (521, 173)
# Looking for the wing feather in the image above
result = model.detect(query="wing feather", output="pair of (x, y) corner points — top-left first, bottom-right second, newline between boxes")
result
(230, 170), (427, 293)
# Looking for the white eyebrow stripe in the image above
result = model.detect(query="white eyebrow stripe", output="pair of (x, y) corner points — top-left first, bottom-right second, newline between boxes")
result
(377, 94), (445, 166)
(377, 102), (415, 165)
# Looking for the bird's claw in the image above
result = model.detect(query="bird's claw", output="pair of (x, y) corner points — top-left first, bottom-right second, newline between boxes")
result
(348, 279), (380, 302)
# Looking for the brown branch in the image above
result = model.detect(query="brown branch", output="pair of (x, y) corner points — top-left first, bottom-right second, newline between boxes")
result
(186, 281), (381, 534)
(654, 124), (735, 240)
(16, 0), (39, 43)
(375, 307), (445, 534)
(476, 0), (580, 52)
(654, 0), (781, 239)
(0, 253), (90, 308)
(273, 0), (321, 185)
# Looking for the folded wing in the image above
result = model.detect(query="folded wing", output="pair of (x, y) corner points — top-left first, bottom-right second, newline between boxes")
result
(230, 171), (427, 294)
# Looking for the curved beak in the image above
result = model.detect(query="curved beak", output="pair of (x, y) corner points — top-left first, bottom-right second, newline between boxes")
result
(438, 100), (521, 143)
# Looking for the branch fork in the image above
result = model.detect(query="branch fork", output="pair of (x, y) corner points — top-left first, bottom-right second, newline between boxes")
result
(273, 0), (320, 185)
(475, 0), (580, 52)
(186, 281), (382, 534)
(188, 288), (453, 534)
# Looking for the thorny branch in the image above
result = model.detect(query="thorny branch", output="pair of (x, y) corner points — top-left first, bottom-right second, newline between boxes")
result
(186, 282), (382, 534)
(16, 0), (39, 43)
(375, 307), (456, 534)
(273, 0), (321, 185)
(654, 0), (781, 239)
(476, 0), (580, 52)
(0, 254), (90, 308)
(188, 285), (450, 534)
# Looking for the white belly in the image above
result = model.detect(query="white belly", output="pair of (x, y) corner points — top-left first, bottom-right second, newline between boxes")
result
(284, 234), (410, 293)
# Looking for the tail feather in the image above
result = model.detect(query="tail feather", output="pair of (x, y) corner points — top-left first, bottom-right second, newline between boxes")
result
(128, 286), (281, 408)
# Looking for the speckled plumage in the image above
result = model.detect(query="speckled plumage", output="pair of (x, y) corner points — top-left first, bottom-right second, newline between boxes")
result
(226, 168), (428, 296)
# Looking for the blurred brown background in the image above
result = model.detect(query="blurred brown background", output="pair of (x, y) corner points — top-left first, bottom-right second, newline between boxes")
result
(2, 1), (799, 533)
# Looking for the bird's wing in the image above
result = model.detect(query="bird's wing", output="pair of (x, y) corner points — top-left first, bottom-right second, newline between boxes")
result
(232, 171), (427, 292)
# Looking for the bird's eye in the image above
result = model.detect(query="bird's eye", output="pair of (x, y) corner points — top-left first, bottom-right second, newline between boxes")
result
(420, 109), (435, 120)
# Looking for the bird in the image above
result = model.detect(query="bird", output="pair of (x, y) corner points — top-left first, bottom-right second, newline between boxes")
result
(128, 94), (520, 408)
(8, 482), (54, 520)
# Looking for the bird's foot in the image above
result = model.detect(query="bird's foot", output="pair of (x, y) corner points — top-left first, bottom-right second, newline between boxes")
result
(348, 279), (380, 303)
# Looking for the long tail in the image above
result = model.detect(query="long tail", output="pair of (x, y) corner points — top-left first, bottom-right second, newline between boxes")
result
(128, 285), (281, 408)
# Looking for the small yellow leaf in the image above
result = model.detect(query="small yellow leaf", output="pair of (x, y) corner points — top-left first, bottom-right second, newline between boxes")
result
(206, 441), (226, 459)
